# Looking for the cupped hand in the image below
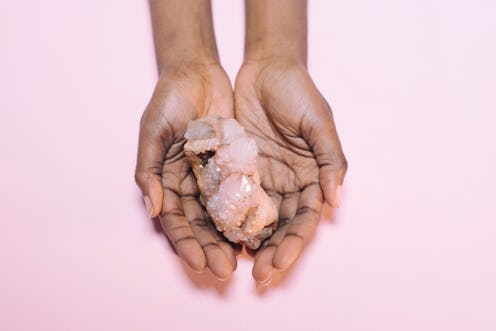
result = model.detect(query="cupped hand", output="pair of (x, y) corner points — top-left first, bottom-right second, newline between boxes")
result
(234, 58), (347, 284)
(135, 62), (237, 280)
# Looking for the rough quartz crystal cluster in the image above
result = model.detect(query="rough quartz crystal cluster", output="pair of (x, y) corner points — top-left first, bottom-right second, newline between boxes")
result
(184, 115), (278, 249)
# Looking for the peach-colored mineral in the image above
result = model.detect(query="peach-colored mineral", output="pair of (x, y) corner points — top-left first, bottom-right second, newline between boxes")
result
(184, 116), (278, 249)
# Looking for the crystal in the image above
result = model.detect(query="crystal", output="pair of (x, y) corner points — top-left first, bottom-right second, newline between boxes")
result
(184, 116), (278, 249)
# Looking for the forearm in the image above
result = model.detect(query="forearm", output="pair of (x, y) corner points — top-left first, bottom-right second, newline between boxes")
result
(150, 0), (219, 73)
(244, 0), (307, 65)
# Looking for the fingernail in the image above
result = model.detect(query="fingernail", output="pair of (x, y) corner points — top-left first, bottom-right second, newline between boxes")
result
(334, 185), (342, 208)
(257, 270), (273, 286)
(214, 274), (232, 282)
(144, 196), (153, 217)
(258, 277), (272, 287)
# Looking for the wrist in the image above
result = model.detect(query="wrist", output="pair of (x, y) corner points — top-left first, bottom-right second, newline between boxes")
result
(244, 44), (306, 66)
(150, 0), (220, 74)
(158, 48), (219, 74)
(244, 0), (307, 66)
(240, 54), (306, 75)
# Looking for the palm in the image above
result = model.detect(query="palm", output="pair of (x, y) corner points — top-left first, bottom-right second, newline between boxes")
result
(235, 61), (338, 283)
(235, 70), (320, 197)
(149, 64), (233, 203)
(157, 67), (232, 197)
(137, 64), (236, 279)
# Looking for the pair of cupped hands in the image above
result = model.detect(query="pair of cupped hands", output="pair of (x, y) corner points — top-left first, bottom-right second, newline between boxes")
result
(135, 56), (347, 285)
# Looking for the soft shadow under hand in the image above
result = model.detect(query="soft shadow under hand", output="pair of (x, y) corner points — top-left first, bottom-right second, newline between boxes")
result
(178, 259), (234, 295)
(150, 215), (233, 295)
(254, 204), (340, 295)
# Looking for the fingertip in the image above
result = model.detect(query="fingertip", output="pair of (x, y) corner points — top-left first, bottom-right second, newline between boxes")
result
(137, 174), (164, 218)
(334, 185), (342, 208)
(204, 245), (235, 281)
(322, 180), (342, 209)
(255, 270), (273, 286)
(176, 241), (207, 273)
(213, 269), (233, 281)
(257, 275), (272, 287)
(143, 196), (153, 218)
(321, 180), (334, 208)
(273, 236), (304, 271)
(218, 241), (238, 271)
(149, 179), (164, 218)
(186, 255), (207, 273)
(252, 246), (276, 284)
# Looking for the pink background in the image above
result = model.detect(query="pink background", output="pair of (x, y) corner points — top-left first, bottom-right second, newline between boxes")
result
(1, 1), (495, 330)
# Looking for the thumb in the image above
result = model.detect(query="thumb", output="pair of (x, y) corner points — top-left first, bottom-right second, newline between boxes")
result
(304, 102), (347, 208)
(135, 112), (171, 218)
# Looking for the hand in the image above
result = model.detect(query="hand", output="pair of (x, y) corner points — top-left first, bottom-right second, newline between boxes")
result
(135, 62), (237, 280)
(234, 58), (347, 284)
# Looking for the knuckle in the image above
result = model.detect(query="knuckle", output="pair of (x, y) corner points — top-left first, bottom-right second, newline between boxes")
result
(135, 162), (163, 187)
(161, 208), (185, 219)
(295, 205), (320, 217)
(316, 151), (339, 167)
(139, 107), (152, 128)
(135, 168), (161, 189)
(339, 155), (348, 172)
(134, 170), (147, 187)
(318, 151), (348, 174)
(189, 217), (208, 228)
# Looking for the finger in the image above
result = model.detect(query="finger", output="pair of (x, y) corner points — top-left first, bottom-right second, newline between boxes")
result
(199, 210), (240, 268)
(252, 225), (286, 283)
(206, 224), (239, 269)
(193, 203), (239, 270)
(320, 163), (346, 208)
(182, 197), (235, 280)
(273, 183), (323, 271)
(260, 190), (299, 250)
(252, 245), (276, 285)
(279, 191), (299, 222)
(244, 190), (281, 259)
(251, 192), (298, 283)
(256, 191), (299, 251)
(135, 111), (174, 218)
(160, 189), (206, 272)
(303, 99), (347, 208)
(218, 241), (238, 271)
(251, 223), (289, 282)
(266, 190), (283, 216)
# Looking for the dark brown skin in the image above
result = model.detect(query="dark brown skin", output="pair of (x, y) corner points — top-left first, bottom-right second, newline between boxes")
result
(236, 60), (347, 284)
(237, 0), (347, 284)
(135, 0), (236, 280)
(135, 0), (347, 283)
